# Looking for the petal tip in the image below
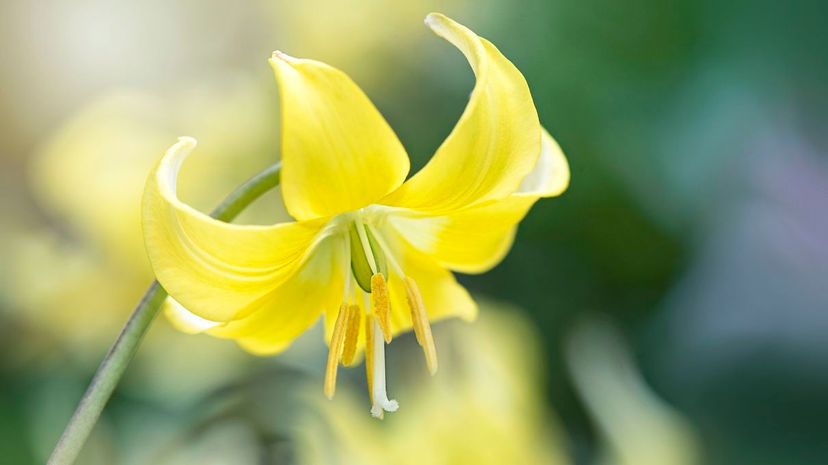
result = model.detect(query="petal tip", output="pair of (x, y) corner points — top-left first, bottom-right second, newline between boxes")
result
(271, 50), (299, 65)
(164, 297), (219, 334)
(175, 136), (197, 149)
(424, 12), (452, 31)
(424, 12), (445, 25)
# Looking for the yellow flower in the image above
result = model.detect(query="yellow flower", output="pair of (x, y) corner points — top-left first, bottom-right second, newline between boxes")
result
(143, 13), (569, 418)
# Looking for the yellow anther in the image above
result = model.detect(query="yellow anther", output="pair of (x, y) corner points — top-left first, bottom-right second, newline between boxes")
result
(364, 315), (375, 400)
(341, 305), (362, 366)
(324, 303), (349, 399)
(371, 273), (392, 343)
(405, 277), (438, 375)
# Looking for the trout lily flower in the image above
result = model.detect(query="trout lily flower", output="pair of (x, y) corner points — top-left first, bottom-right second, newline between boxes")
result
(142, 13), (569, 418)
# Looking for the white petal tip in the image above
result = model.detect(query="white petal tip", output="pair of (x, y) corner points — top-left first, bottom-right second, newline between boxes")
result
(271, 50), (299, 63)
(164, 298), (219, 334)
(175, 136), (197, 148)
(424, 12), (447, 28)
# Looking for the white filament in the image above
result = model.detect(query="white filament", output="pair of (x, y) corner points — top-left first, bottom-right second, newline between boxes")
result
(370, 318), (399, 418)
(365, 224), (405, 278)
(355, 220), (378, 274)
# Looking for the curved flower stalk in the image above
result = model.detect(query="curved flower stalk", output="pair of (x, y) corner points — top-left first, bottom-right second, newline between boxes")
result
(47, 161), (283, 465)
(144, 13), (569, 418)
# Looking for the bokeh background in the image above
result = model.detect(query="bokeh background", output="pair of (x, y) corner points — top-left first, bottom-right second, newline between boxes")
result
(1, 0), (826, 464)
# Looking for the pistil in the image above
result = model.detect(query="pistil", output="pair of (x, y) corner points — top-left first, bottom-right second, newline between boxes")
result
(370, 316), (399, 418)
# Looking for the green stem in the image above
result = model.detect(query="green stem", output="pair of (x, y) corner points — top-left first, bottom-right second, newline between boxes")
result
(47, 162), (282, 465)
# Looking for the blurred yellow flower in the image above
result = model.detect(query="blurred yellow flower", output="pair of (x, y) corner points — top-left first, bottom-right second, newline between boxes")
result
(32, 78), (281, 274)
(567, 322), (701, 465)
(6, 76), (278, 394)
(297, 305), (571, 465)
(144, 13), (569, 418)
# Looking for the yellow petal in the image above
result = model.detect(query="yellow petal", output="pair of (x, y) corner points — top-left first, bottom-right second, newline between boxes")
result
(386, 195), (536, 274)
(386, 244), (477, 335)
(515, 128), (570, 198)
(383, 13), (541, 212)
(385, 127), (569, 274)
(270, 52), (410, 221)
(142, 137), (330, 322)
(208, 234), (347, 355)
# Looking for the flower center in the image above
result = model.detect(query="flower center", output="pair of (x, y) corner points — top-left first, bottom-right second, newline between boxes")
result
(323, 214), (438, 419)
(348, 221), (386, 292)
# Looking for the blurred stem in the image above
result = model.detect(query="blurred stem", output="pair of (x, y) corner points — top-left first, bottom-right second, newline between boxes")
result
(47, 162), (282, 465)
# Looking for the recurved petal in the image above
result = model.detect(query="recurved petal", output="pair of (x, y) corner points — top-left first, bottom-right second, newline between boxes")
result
(383, 13), (541, 212)
(142, 137), (328, 322)
(386, 127), (568, 274)
(515, 128), (570, 198)
(270, 52), (410, 221)
(387, 195), (536, 275)
(207, 234), (347, 355)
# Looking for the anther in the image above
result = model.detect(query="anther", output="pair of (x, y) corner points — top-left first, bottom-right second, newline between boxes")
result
(341, 305), (362, 366)
(371, 273), (392, 343)
(324, 304), (349, 399)
(405, 277), (438, 375)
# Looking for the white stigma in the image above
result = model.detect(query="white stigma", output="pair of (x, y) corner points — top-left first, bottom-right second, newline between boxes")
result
(370, 318), (398, 418)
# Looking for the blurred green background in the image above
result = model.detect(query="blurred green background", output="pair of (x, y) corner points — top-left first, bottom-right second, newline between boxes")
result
(1, 0), (826, 464)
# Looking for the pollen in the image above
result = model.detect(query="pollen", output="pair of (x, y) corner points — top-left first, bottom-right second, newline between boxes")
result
(341, 305), (362, 366)
(324, 303), (350, 399)
(371, 273), (392, 343)
(405, 277), (438, 375)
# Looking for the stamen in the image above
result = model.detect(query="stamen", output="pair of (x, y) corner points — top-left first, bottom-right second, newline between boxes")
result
(341, 305), (362, 366)
(369, 317), (399, 418)
(364, 311), (374, 400)
(404, 277), (438, 375)
(371, 273), (392, 343)
(324, 303), (349, 399)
